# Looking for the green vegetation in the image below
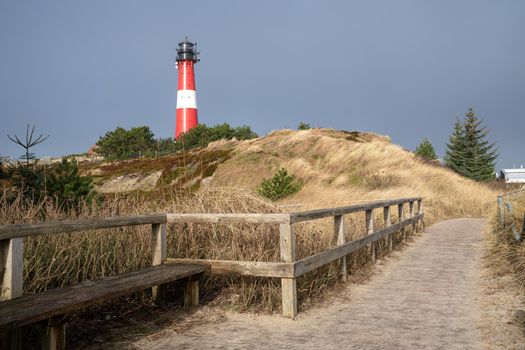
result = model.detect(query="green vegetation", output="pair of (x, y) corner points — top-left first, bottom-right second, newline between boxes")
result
(257, 168), (302, 200)
(414, 138), (438, 160)
(298, 122), (311, 130)
(10, 166), (45, 202)
(95, 123), (257, 160)
(46, 159), (95, 209)
(444, 107), (497, 181)
(96, 126), (156, 159)
(4, 126), (96, 209)
(174, 123), (258, 150)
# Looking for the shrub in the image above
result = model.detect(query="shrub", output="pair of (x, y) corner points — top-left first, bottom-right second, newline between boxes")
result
(46, 159), (96, 209)
(415, 138), (437, 160)
(298, 122), (311, 130)
(257, 168), (302, 200)
(174, 123), (258, 151)
(10, 165), (45, 202)
(96, 126), (156, 159)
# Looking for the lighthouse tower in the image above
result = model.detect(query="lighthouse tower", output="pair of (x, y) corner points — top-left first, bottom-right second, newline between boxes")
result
(175, 37), (199, 138)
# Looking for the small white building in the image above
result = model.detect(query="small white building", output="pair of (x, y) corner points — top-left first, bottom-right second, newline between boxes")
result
(500, 168), (525, 183)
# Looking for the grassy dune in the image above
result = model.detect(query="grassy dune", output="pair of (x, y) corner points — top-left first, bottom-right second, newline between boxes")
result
(210, 128), (496, 224)
(1, 128), (497, 312)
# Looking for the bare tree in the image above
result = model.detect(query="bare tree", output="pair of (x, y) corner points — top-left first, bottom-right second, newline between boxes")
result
(7, 124), (50, 166)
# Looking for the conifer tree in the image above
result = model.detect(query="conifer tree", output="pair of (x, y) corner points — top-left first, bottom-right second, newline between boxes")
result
(415, 138), (437, 160)
(461, 108), (498, 181)
(444, 108), (497, 181)
(444, 117), (466, 173)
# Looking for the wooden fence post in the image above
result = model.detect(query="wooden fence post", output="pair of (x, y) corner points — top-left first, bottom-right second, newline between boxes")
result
(365, 209), (375, 264)
(409, 201), (415, 234)
(417, 199), (424, 232)
(280, 222), (297, 318)
(41, 319), (66, 350)
(151, 223), (167, 303)
(1, 237), (24, 349)
(334, 215), (347, 281)
(398, 203), (406, 243)
(497, 196), (504, 227)
(383, 206), (392, 252)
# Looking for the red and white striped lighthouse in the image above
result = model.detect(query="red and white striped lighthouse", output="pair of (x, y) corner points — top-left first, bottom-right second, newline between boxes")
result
(175, 37), (199, 138)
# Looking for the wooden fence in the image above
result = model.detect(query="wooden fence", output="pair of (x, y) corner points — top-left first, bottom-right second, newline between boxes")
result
(168, 197), (424, 318)
(0, 197), (423, 321)
(497, 188), (525, 242)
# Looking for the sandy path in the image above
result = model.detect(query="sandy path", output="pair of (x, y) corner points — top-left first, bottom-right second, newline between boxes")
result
(136, 218), (485, 350)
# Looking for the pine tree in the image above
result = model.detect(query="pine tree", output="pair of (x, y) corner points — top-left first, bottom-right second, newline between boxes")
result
(444, 108), (497, 181)
(444, 117), (466, 173)
(414, 138), (437, 160)
(461, 108), (498, 181)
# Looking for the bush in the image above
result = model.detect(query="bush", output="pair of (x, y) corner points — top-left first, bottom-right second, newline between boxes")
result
(298, 122), (311, 130)
(414, 138), (438, 160)
(96, 126), (156, 159)
(46, 159), (96, 209)
(174, 123), (258, 151)
(257, 168), (302, 200)
(10, 165), (45, 202)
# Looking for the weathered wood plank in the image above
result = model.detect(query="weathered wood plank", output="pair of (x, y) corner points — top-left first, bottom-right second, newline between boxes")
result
(294, 215), (423, 277)
(366, 209), (375, 264)
(0, 238), (23, 301)
(384, 206), (392, 252)
(289, 197), (421, 223)
(165, 258), (294, 278)
(151, 223), (167, 266)
(334, 215), (347, 281)
(183, 275), (200, 308)
(41, 322), (65, 350)
(166, 213), (290, 224)
(409, 201), (416, 232)
(0, 264), (208, 329)
(151, 223), (167, 302)
(280, 223), (297, 319)
(0, 214), (167, 240)
(398, 203), (406, 242)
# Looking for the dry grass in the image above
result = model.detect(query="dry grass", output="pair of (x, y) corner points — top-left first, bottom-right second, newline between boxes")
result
(482, 193), (525, 348)
(488, 193), (525, 288)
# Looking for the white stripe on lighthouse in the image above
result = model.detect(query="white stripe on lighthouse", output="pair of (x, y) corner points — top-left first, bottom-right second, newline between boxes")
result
(176, 89), (197, 109)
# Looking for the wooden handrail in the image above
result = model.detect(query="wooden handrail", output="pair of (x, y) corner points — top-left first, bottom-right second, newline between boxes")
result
(294, 215), (423, 277)
(166, 213), (290, 224)
(289, 197), (421, 223)
(0, 214), (167, 240)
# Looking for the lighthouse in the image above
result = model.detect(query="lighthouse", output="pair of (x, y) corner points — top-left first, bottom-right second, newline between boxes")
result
(175, 37), (199, 138)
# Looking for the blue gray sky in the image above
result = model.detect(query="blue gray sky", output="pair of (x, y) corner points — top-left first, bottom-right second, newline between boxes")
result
(0, 1), (524, 169)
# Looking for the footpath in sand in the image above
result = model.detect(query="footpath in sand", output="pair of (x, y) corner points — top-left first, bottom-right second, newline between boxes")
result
(136, 219), (487, 350)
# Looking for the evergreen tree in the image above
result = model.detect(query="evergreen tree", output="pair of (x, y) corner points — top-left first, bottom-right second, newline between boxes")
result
(297, 122), (311, 130)
(46, 159), (95, 209)
(444, 108), (497, 181)
(444, 117), (466, 173)
(96, 126), (156, 159)
(461, 108), (498, 181)
(414, 138), (437, 160)
(256, 168), (302, 201)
